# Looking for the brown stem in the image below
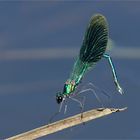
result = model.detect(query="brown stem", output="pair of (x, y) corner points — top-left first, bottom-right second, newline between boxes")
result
(7, 107), (127, 140)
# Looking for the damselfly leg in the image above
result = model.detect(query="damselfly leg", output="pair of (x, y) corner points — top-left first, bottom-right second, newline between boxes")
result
(73, 82), (111, 108)
(69, 95), (86, 124)
(76, 87), (104, 108)
(70, 96), (86, 115)
(49, 99), (65, 124)
(82, 82), (111, 99)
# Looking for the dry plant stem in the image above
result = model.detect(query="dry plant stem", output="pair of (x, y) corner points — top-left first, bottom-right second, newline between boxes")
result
(7, 107), (127, 140)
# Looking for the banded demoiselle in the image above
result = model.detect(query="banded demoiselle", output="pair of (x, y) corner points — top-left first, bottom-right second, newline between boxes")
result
(56, 14), (123, 113)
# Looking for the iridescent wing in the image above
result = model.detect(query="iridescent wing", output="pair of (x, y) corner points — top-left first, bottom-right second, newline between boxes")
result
(80, 14), (108, 63)
(69, 58), (88, 84)
(70, 14), (108, 84)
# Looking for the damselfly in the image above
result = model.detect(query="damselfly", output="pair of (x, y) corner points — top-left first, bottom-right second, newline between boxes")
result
(55, 14), (123, 114)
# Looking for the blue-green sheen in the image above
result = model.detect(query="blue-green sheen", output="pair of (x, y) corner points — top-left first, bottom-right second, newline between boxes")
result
(56, 14), (123, 105)
(69, 14), (108, 85)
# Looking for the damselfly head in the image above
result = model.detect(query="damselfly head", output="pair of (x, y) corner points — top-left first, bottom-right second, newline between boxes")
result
(56, 92), (64, 104)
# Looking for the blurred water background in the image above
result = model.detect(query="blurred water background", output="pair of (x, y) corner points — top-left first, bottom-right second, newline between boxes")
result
(0, 1), (140, 139)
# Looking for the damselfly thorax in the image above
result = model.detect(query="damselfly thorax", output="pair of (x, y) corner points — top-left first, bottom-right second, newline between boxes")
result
(56, 80), (79, 104)
(63, 80), (77, 96)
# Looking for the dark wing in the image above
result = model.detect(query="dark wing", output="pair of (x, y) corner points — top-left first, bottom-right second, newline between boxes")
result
(80, 14), (108, 63)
